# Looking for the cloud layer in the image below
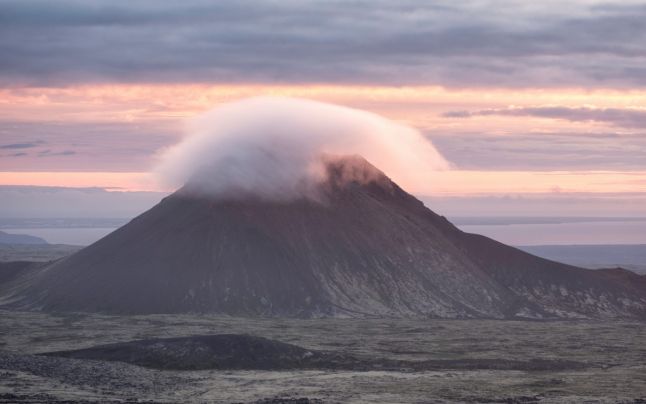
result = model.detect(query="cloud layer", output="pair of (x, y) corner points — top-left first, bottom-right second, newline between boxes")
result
(2, 0), (646, 87)
(429, 132), (646, 171)
(0, 121), (177, 171)
(156, 96), (449, 199)
(443, 106), (646, 128)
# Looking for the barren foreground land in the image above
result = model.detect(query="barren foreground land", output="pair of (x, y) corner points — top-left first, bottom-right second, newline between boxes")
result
(0, 310), (645, 403)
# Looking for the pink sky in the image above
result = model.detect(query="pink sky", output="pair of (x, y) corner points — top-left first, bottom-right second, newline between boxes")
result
(1, 1), (645, 218)
(1, 84), (645, 197)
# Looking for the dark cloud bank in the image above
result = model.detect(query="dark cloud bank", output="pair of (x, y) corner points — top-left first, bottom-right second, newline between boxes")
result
(1, 0), (646, 87)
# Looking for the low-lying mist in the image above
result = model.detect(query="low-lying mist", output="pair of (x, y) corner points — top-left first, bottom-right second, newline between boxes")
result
(155, 96), (449, 200)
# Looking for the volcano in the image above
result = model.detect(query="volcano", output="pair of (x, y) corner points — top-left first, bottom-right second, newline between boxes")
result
(3, 156), (645, 319)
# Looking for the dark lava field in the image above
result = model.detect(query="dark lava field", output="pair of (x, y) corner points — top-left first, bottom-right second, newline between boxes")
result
(1, 310), (645, 403)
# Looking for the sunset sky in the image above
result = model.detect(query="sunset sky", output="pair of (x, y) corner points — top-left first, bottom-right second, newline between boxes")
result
(1, 0), (646, 218)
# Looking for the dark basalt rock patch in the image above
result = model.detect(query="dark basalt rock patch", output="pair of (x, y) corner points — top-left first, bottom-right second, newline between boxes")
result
(41, 334), (358, 371)
(41, 334), (589, 372)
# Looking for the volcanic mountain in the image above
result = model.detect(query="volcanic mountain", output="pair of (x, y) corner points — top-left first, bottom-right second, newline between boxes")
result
(2, 156), (645, 319)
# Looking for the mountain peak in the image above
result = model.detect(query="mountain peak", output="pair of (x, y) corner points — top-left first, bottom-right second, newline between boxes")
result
(321, 154), (390, 189)
(177, 154), (396, 202)
(5, 156), (645, 319)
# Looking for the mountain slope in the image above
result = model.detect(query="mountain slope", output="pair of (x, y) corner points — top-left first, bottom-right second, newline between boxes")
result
(2, 156), (645, 319)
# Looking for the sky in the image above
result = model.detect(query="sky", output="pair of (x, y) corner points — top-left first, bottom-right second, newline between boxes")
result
(1, 0), (646, 218)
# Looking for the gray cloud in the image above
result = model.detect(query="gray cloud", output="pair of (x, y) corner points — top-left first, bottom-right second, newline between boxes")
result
(0, 121), (178, 171)
(429, 132), (646, 171)
(443, 107), (646, 128)
(37, 149), (77, 157)
(0, 141), (42, 149)
(1, 1), (646, 87)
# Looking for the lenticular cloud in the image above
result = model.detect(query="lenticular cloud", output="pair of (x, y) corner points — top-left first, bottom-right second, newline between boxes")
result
(156, 96), (449, 199)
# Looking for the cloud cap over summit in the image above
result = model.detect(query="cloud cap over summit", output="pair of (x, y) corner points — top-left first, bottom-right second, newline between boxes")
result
(155, 96), (449, 200)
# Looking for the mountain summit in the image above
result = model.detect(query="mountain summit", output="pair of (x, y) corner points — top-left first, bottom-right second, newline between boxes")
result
(3, 156), (645, 319)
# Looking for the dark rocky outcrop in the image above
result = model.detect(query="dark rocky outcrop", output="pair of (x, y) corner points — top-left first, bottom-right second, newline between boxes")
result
(42, 334), (338, 371)
(41, 334), (588, 372)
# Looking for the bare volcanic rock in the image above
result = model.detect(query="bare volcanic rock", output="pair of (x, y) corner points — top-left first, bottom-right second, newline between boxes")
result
(2, 155), (645, 319)
(41, 334), (346, 371)
(39, 334), (588, 372)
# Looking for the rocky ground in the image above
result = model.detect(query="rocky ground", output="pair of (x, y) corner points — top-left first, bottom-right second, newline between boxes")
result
(1, 310), (645, 403)
(41, 334), (589, 372)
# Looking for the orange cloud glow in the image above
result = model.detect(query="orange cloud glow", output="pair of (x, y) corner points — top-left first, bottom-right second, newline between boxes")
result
(0, 172), (158, 192)
(2, 84), (645, 196)
(3, 84), (646, 128)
